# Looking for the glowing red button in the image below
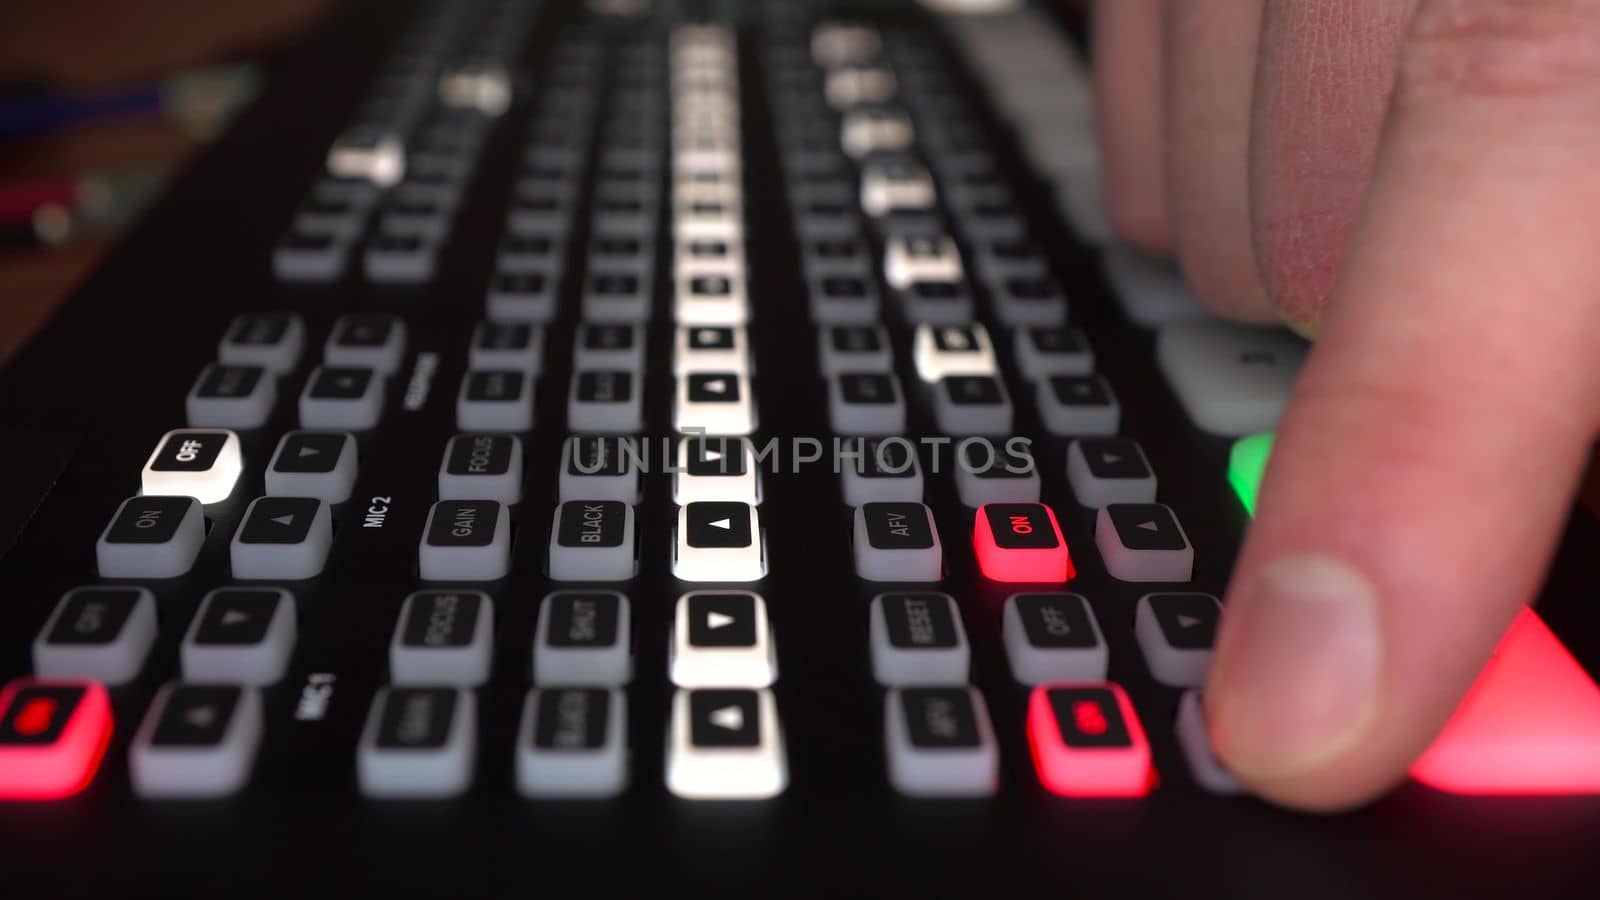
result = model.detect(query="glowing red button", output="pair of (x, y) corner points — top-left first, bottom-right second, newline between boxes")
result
(973, 503), (1074, 583)
(1027, 682), (1154, 797)
(0, 678), (113, 801)
(1410, 608), (1600, 795)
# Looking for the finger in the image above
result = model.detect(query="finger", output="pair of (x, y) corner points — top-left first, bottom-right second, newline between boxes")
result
(1162, 0), (1277, 321)
(1092, 0), (1173, 253)
(1206, 0), (1600, 810)
(1250, 0), (1419, 334)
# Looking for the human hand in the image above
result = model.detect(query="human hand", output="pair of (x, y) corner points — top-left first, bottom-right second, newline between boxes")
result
(1093, 0), (1600, 809)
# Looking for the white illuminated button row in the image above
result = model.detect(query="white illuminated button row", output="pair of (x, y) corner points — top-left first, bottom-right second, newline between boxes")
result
(671, 591), (776, 687)
(674, 325), (751, 375)
(674, 371), (755, 436)
(666, 688), (786, 799)
(912, 323), (996, 383)
(141, 429), (243, 505)
(674, 501), (765, 582)
(884, 234), (963, 290)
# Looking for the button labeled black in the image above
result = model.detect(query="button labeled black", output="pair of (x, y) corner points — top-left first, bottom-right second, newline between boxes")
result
(400, 592), (482, 648)
(149, 685), (241, 748)
(688, 689), (760, 748)
(557, 501), (626, 548)
(686, 593), (757, 647)
(901, 687), (981, 748)
(685, 501), (753, 548)
(427, 500), (500, 548)
(862, 503), (934, 550)
(1046, 687), (1132, 749)
(881, 592), (958, 649)
(375, 688), (456, 749)
(533, 689), (610, 750)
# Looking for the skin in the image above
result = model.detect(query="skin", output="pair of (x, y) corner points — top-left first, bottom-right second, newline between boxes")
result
(1094, 0), (1600, 810)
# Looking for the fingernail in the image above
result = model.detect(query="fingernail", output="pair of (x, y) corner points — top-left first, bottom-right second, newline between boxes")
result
(1209, 553), (1384, 779)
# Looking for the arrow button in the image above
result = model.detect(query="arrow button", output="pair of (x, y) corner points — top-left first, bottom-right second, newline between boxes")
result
(687, 592), (757, 648)
(688, 689), (760, 748)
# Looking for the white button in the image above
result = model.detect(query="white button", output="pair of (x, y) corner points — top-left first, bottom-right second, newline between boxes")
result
(675, 437), (761, 505)
(811, 22), (881, 66)
(230, 497), (333, 580)
(818, 325), (893, 375)
(130, 682), (263, 798)
(869, 592), (969, 685)
(574, 324), (645, 372)
(666, 688), (787, 799)
(1175, 690), (1243, 794)
(218, 313), (305, 375)
(883, 234), (963, 290)
(1156, 322), (1308, 437)
(854, 502), (943, 582)
(912, 323), (997, 383)
(841, 108), (914, 158)
(860, 157), (936, 217)
(933, 375), (1013, 436)
(1014, 326), (1094, 380)
(266, 431), (357, 504)
(181, 588), (296, 685)
(674, 325), (751, 375)
(438, 434), (523, 504)
(357, 687), (475, 799)
(327, 127), (405, 186)
(299, 366), (385, 431)
(517, 688), (628, 798)
(1100, 242), (1211, 329)
(469, 321), (543, 374)
(33, 587), (158, 685)
(568, 371), (643, 433)
(533, 591), (633, 686)
(674, 371), (755, 436)
(674, 270), (750, 326)
(885, 687), (998, 798)
(141, 429), (243, 505)
(825, 65), (896, 108)
(1001, 592), (1107, 684)
(187, 365), (276, 430)
(670, 591), (777, 687)
(954, 441), (1040, 506)
(419, 501), (511, 581)
(548, 501), (637, 581)
(325, 314), (407, 376)
(1066, 438), (1156, 508)
(1036, 374), (1119, 437)
(390, 591), (494, 686)
(1135, 592), (1220, 687)
(841, 438), (925, 506)
(558, 436), (640, 504)
(673, 501), (765, 582)
(1095, 503), (1195, 582)
(829, 372), (906, 437)
(456, 369), (534, 432)
(96, 496), (205, 579)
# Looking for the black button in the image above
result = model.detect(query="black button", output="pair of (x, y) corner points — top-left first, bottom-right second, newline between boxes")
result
(910, 280), (962, 300)
(493, 272), (547, 295)
(983, 504), (1059, 550)
(686, 593), (757, 647)
(689, 689), (759, 748)
(1148, 593), (1219, 649)
(689, 276), (732, 298)
(558, 501), (626, 548)
(576, 371), (632, 403)
(401, 592), (482, 648)
(1006, 277), (1057, 301)
(686, 373), (740, 404)
(534, 689), (610, 750)
(881, 592), (958, 648)
(1107, 504), (1187, 551)
(688, 326), (735, 350)
(239, 498), (319, 544)
(427, 501), (499, 548)
(45, 589), (140, 646)
(546, 593), (620, 648)
(1078, 438), (1150, 480)
(945, 376), (1002, 405)
(1049, 375), (1110, 407)
(685, 502), (752, 548)
(150, 685), (240, 748)
(0, 684), (84, 746)
(448, 434), (513, 477)
(464, 370), (523, 402)
(107, 496), (192, 544)
(1014, 594), (1099, 649)
(196, 366), (263, 399)
(335, 315), (394, 347)
(274, 433), (345, 474)
(475, 322), (533, 351)
(227, 314), (290, 346)
(1046, 687), (1131, 749)
(194, 590), (281, 645)
(685, 438), (747, 477)
(376, 688), (456, 749)
(149, 431), (227, 473)
(840, 373), (895, 405)
(309, 367), (372, 400)
(901, 688), (980, 748)
(821, 276), (867, 298)
(590, 273), (638, 295)
(862, 503), (933, 549)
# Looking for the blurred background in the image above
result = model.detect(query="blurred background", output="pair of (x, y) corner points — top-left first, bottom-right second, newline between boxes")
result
(0, 0), (332, 359)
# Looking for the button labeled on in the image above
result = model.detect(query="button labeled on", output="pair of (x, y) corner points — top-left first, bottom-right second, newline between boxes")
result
(973, 503), (1074, 584)
(96, 495), (205, 579)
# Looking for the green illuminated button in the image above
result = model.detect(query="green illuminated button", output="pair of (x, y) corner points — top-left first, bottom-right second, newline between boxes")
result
(1228, 434), (1274, 517)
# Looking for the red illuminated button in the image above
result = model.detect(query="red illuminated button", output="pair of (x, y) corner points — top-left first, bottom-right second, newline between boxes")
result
(0, 678), (113, 800)
(973, 503), (1074, 583)
(1027, 682), (1153, 797)
(1410, 608), (1600, 795)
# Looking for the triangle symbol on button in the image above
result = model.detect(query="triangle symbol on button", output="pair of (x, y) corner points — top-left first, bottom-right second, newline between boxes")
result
(1136, 520), (1159, 531)
(222, 609), (250, 627)
(1102, 453), (1122, 465)
(271, 514), (296, 527)
(704, 448), (723, 462)
(1176, 614), (1201, 629)
(709, 517), (732, 530)
(710, 705), (744, 731)
(184, 705), (217, 729)
(707, 611), (735, 629)
(703, 378), (728, 395)
(297, 445), (320, 458)
(695, 329), (719, 344)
